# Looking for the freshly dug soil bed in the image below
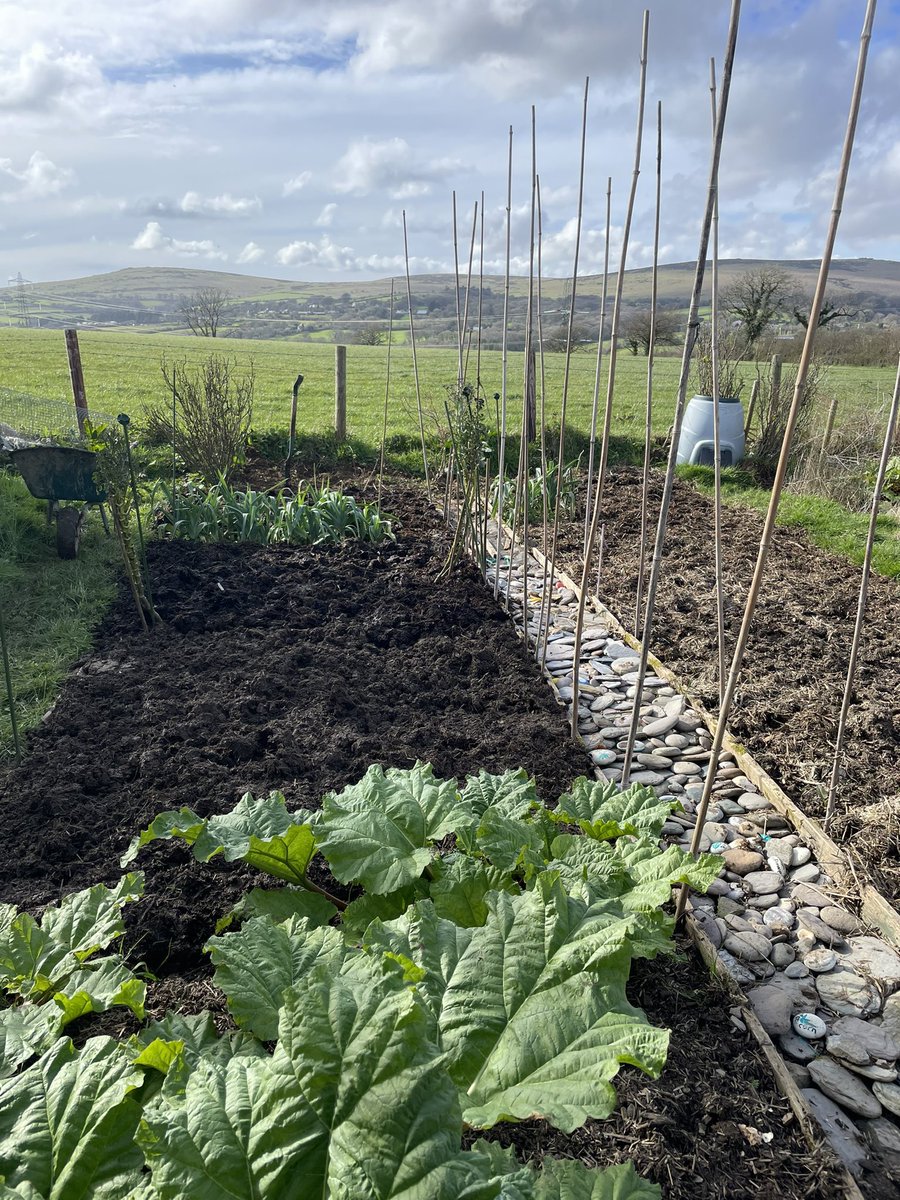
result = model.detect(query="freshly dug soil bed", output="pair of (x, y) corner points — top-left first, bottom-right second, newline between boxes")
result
(554, 468), (900, 901)
(0, 480), (851, 1198)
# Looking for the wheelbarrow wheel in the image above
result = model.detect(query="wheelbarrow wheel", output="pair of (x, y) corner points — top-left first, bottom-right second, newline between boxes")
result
(55, 506), (84, 559)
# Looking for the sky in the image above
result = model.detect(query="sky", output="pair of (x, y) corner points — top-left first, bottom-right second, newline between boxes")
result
(1, 0), (899, 285)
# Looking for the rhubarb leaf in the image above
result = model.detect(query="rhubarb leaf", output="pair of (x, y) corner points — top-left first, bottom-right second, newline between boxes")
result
(462, 769), (538, 818)
(0, 1037), (144, 1199)
(429, 855), (517, 927)
(227, 885), (336, 930)
(366, 877), (668, 1131)
(205, 916), (346, 1040)
(139, 955), (509, 1199)
(318, 764), (473, 893)
(476, 808), (549, 875)
(554, 780), (677, 841)
(39, 875), (144, 961)
(0, 1006), (61, 1078)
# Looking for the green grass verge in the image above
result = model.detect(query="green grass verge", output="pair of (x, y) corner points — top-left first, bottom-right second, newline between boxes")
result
(678, 464), (900, 578)
(0, 470), (119, 757)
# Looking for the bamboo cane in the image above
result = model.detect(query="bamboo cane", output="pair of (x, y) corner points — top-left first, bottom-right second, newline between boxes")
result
(517, 110), (539, 644)
(583, 177), (613, 561)
(571, 12), (649, 739)
(452, 191), (464, 389)
(539, 78), (591, 671)
(676, 0), (877, 921)
(461, 201), (478, 383)
(635, 103), (662, 638)
(494, 127), (514, 602)
(618, 0), (742, 785)
(744, 376), (760, 438)
(535, 175), (553, 661)
(709, 59), (727, 708)
(476, 191), (485, 394)
(378, 278), (396, 509)
(0, 597), (21, 762)
(825, 354), (900, 826)
(402, 210), (431, 491)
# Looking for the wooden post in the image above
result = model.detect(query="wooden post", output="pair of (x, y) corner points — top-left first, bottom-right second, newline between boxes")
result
(744, 377), (760, 438)
(820, 394), (839, 458)
(335, 345), (347, 441)
(65, 329), (88, 435)
(285, 372), (304, 479)
(771, 353), (783, 407)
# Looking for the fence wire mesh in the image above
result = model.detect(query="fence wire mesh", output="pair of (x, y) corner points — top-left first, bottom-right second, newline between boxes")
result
(0, 388), (118, 447)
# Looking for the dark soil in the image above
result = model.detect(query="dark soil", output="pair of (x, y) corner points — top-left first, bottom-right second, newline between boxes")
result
(0, 479), (861, 1198)
(555, 467), (900, 901)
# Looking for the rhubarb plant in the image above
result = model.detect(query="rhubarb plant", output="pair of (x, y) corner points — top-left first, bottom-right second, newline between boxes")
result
(0, 875), (147, 1078)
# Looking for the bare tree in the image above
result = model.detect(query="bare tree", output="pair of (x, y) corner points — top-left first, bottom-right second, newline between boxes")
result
(155, 354), (254, 480)
(179, 287), (231, 337)
(792, 294), (855, 329)
(721, 266), (790, 351)
(621, 308), (680, 356)
(354, 325), (387, 346)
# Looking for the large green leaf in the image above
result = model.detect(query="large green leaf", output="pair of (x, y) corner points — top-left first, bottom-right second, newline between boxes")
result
(366, 878), (669, 1131)
(120, 807), (205, 866)
(0, 1037), (145, 1199)
(205, 916), (346, 1040)
(476, 808), (549, 875)
(53, 957), (146, 1026)
(0, 915), (75, 1000)
(429, 856), (517, 928)
(610, 838), (722, 911)
(0, 1006), (62, 1079)
(39, 875), (144, 961)
(554, 780), (677, 842)
(226, 885), (336, 931)
(462, 769), (539, 818)
(139, 956), (511, 1199)
(469, 1144), (661, 1200)
(318, 763), (474, 894)
(342, 883), (429, 937)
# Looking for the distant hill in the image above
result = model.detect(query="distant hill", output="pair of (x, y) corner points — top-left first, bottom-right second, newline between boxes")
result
(2, 259), (898, 341)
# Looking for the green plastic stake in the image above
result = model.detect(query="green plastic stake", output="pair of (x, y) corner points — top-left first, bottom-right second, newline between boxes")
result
(0, 597), (21, 762)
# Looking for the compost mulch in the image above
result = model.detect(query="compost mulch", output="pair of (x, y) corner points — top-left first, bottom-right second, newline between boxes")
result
(555, 467), (900, 902)
(0, 480), (849, 1198)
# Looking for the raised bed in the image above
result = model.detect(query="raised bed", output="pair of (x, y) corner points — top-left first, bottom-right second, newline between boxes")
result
(0, 481), (849, 1198)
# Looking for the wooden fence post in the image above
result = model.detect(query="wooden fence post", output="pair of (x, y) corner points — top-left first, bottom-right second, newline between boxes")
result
(335, 345), (347, 441)
(65, 329), (88, 435)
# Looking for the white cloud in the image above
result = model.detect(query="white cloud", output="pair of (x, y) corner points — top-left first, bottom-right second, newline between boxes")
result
(276, 235), (356, 271)
(334, 137), (465, 199)
(236, 240), (265, 263)
(315, 202), (337, 227)
(180, 190), (261, 216)
(131, 220), (226, 259)
(283, 171), (312, 195)
(0, 44), (101, 113)
(0, 151), (74, 200)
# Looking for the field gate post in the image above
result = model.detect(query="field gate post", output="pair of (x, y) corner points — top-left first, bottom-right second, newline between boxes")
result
(335, 345), (347, 441)
(65, 329), (88, 436)
(771, 353), (782, 409)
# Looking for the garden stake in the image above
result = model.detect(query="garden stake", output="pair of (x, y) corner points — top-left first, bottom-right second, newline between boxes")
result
(619, 0), (742, 785)
(820, 394), (840, 460)
(461, 200), (478, 384)
(285, 372), (304, 482)
(635, 104), (662, 639)
(118, 413), (157, 624)
(709, 59), (727, 707)
(402, 209), (431, 492)
(475, 190), (485, 394)
(520, 108), (539, 647)
(743, 376), (759, 438)
(676, 0), (876, 923)
(824, 353), (900, 827)
(571, 12), (649, 740)
(171, 370), (178, 518)
(535, 176), (554, 666)
(378, 279), (395, 509)
(494, 126), (514, 604)
(0, 598), (21, 762)
(541, 77), (590, 668)
(595, 523), (606, 597)
(452, 191), (464, 388)
(583, 176), (613, 563)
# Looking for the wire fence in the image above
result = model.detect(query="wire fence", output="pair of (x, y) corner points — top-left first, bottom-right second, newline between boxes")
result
(0, 388), (118, 446)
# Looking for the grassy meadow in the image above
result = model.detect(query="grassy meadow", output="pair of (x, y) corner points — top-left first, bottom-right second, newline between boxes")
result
(2, 326), (898, 453)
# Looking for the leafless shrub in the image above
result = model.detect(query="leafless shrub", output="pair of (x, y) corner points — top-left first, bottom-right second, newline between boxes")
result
(150, 355), (254, 482)
(749, 357), (823, 485)
(789, 403), (896, 511)
(689, 323), (747, 400)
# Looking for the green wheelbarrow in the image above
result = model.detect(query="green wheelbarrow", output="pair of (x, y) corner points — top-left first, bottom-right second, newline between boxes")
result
(10, 445), (107, 559)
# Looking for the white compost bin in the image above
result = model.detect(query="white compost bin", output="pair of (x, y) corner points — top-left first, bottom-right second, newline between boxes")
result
(675, 395), (745, 466)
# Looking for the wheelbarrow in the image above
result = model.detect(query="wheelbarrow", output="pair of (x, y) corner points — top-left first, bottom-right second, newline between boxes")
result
(9, 445), (107, 559)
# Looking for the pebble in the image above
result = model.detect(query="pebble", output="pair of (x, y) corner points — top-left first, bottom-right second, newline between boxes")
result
(843, 937), (900, 988)
(641, 714), (680, 738)
(820, 907), (861, 936)
(635, 752), (673, 770)
(785, 1062), (811, 1089)
(629, 770), (668, 787)
(815, 967), (881, 1019)
(748, 894), (781, 910)
(717, 948), (756, 985)
(610, 657), (641, 676)
(722, 848), (764, 876)
(805, 948), (838, 974)
(785, 961), (810, 979)
(881, 994), (900, 1046)
(771, 943), (796, 968)
(673, 761), (702, 776)
(790, 863), (821, 884)
(790, 846), (812, 868)
(724, 931), (772, 963)
(763, 906), (795, 930)
(871, 1081), (900, 1117)
(747, 983), (795, 1036)
(779, 1032), (819, 1063)
(793, 1012), (827, 1039)
(590, 749), (618, 767)
(800, 1090), (867, 1177)
(590, 694), (617, 713)
(691, 907), (723, 949)
(859, 1116), (900, 1160)
(664, 733), (691, 749)
(791, 883), (833, 909)
(845, 1061), (898, 1083)
(765, 839), (794, 869)
(743, 870), (784, 896)
(797, 911), (846, 947)
(738, 794), (771, 812)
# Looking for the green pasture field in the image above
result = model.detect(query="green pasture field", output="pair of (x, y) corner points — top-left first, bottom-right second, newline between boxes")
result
(1, 327), (897, 453)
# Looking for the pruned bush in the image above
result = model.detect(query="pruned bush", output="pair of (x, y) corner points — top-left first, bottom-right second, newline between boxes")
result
(749, 358), (823, 485)
(149, 355), (254, 482)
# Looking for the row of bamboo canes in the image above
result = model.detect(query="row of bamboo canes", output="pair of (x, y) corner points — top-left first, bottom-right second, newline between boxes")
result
(382, 0), (891, 867)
